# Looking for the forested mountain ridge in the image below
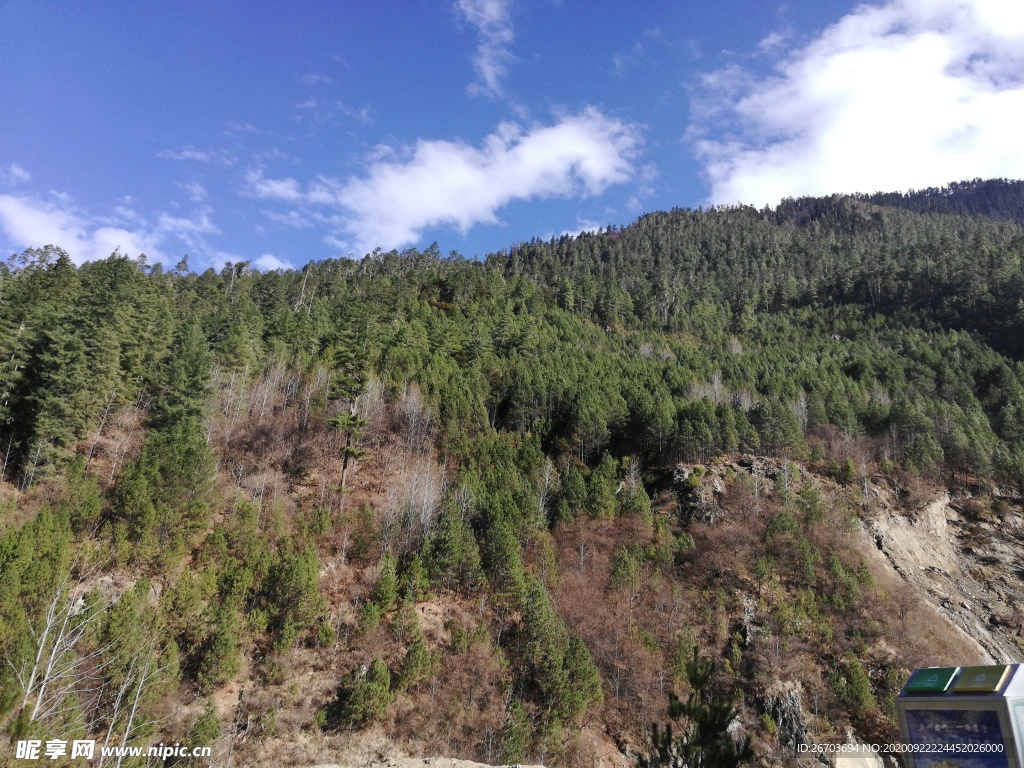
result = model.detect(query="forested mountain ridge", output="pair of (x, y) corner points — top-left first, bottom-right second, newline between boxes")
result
(859, 178), (1024, 224)
(499, 180), (1024, 355)
(1, 181), (1023, 767)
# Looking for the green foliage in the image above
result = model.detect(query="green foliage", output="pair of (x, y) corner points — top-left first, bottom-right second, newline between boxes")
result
(187, 701), (221, 750)
(639, 648), (753, 768)
(399, 553), (429, 601)
(752, 557), (775, 597)
(618, 457), (653, 518)
(338, 657), (393, 726)
(557, 461), (588, 520)
(797, 484), (822, 527)
(397, 634), (440, 692)
(58, 457), (104, 534)
(425, 503), (484, 592)
(447, 620), (469, 654)
(264, 540), (327, 649)
(0, 508), (74, 712)
(996, 442), (1024, 497)
(500, 699), (531, 764)
(587, 453), (619, 517)
(373, 552), (399, 611)
(10, 185), (1024, 756)
(482, 518), (526, 608)
(830, 655), (877, 715)
(313, 709), (328, 731)
(159, 638), (182, 686)
(150, 319), (212, 429)
(392, 599), (419, 643)
(562, 635), (603, 721)
(766, 509), (799, 540)
(110, 417), (214, 563)
(514, 577), (602, 733)
(316, 620), (337, 648)
(905, 432), (944, 476)
(825, 554), (862, 610)
(752, 399), (805, 458)
(357, 601), (383, 636)
(305, 505), (332, 540)
(196, 608), (242, 694)
(611, 545), (644, 595)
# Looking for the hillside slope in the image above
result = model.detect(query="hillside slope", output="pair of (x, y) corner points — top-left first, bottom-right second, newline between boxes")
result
(2, 181), (1024, 767)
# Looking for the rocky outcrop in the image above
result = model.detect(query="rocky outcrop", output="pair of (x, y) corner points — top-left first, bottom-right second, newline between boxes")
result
(867, 492), (1024, 662)
(760, 680), (808, 755)
(673, 465), (725, 524)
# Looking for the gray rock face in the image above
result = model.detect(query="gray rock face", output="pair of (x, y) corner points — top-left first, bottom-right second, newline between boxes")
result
(760, 680), (808, 754)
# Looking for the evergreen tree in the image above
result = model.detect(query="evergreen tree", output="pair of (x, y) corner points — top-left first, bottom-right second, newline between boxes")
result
(264, 540), (328, 649)
(150, 319), (212, 429)
(639, 649), (753, 768)
(196, 608), (242, 694)
(340, 657), (393, 726)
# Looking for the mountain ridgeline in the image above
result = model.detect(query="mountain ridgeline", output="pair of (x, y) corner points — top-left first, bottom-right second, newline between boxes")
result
(1, 179), (1024, 766)
(499, 177), (1024, 357)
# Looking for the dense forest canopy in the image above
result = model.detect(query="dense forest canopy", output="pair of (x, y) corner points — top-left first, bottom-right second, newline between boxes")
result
(1, 180), (1024, 765)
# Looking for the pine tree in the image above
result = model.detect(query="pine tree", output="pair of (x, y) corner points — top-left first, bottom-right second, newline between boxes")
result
(149, 319), (212, 429)
(426, 503), (484, 592)
(341, 657), (393, 726)
(196, 608), (242, 694)
(640, 649), (753, 768)
(373, 552), (399, 611)
(265, 541), (327, 649)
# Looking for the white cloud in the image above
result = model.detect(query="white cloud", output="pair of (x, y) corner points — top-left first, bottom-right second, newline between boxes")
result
(241, 169), (304, 202)
(0, 193), (222, 266)
(693, 0), (1024, 206)
(568, 219), (603, 237)
(262, 209), (315, 228)
(107, 206), (144, 226)
(156, 210), (221, 254)
(243, 109), (640, 254)
(457, 0), (515, 97)
(2, 164), (31, 184)
(0, 194), (164, 263)
(612, 28), (663, 78)
(254, 253), (292, 271)
(223, 121), (259, 137)
(293, 98), (375, 129)
(336, 101), (375, 126)
(181, 181), (208, 202)
(158, 146), (235, 165)
(756, 31), (789, 54)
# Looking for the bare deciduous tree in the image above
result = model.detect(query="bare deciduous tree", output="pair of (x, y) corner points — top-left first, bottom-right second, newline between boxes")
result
(8, 575), (108, 730)
(397, 384), (432, 455)
(97, 650), (163, 768)
(300, 364), (330, 431)
(791, 391), (808, 435)
(536, 458), (558, 531)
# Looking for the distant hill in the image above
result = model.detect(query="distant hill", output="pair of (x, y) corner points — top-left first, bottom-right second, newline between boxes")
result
(500, 180), (1024, 356)
(856, 178), (1024, 224)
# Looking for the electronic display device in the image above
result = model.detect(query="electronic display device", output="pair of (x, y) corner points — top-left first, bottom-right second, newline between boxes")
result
(896, 665), (1024, 768)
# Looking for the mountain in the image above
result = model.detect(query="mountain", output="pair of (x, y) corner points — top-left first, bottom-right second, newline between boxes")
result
(2, 180), (1024, 767)
(858, 178), (1024, 224)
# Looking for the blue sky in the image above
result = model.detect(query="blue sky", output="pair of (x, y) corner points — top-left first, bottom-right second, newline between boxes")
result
(2, 0), (1023, 271)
